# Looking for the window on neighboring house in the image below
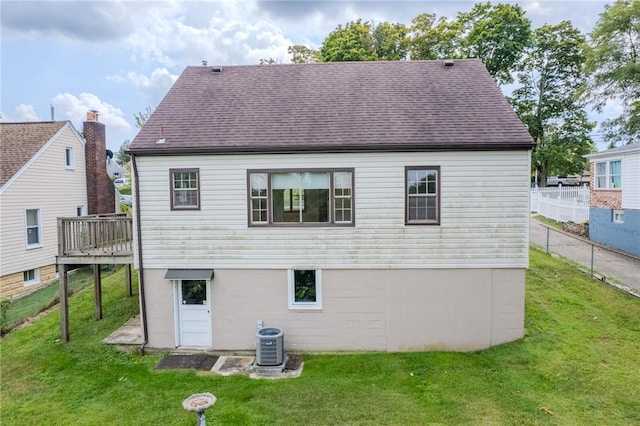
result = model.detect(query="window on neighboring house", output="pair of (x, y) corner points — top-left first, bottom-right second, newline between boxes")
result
(76, 205), (86, 216)
(23, 268), (40, 286)
(406, 166), (440, 224)
(595, 160), (622, 189)
(613, 210), (624, 223)
(248, 169), (354, 226)
(170, 169), (200, 210)
(288, 269), (322, 309)
(65, 146), (74, 169)
(26, 209), (41, 247)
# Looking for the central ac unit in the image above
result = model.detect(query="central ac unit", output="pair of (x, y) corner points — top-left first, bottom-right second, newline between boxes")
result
(256, 327), (284, 366)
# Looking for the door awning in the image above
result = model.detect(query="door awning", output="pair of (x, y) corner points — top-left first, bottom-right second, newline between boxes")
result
(164, 269), (214, 280)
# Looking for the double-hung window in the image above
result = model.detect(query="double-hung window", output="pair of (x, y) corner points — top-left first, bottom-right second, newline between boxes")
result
(248, 169), (354, 226)
(170, 169), (200, 210)
(595, 160), (621, 189)
(25, 209), (42, 248)
(406, 166), (440, 224)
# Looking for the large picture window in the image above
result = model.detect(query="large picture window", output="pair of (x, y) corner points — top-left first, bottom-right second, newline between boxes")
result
(248, 169), (353, 226)
(406, 166), (440, 225)
(595, 160), (621, 189)
(170, 169), (200, 210)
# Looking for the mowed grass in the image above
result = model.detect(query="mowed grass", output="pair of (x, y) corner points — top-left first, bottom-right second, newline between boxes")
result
(1, 266), (117, 333)
(1, 249), (639, 425)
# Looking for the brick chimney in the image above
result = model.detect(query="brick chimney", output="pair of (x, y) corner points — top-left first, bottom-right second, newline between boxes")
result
(84, 111), (115, 215)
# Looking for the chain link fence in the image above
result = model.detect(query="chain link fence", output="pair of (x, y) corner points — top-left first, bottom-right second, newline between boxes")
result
(530, 220), (640, 298)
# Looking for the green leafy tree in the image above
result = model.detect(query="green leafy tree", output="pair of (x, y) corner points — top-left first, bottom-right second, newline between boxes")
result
(134, 106), (155, 129)
(457, 2), (532, 85)
(319, 20), (377, 62)
(583, 0), (640, 145)
(409, 13), (463, 60)
(372, 22), (410, 60)
(288, 45), (319, 63)
(510, 21), (596, 186)
(116, 140), (130, 166)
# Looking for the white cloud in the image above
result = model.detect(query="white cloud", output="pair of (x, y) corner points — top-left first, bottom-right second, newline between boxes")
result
(10, 104), (42, 121)
(125, 2), (295, 67)
(123, 68), (178, 105)
(51, 93), (132, 133)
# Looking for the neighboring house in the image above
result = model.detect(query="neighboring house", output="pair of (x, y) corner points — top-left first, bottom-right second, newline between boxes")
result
(106, 157), (125, 179)
(585, 142), (640, 256)
(129, 60), (534, 353)
(0, 115), (116, 298)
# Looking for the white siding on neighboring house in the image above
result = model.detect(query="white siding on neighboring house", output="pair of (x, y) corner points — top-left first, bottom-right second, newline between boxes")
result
(135, 150), (530, 270)
(622, 152), (640, 209)
(0, 126), (87, 278)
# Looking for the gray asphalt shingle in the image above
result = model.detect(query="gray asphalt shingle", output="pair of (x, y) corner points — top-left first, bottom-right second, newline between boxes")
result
(130, 59), (534, 153)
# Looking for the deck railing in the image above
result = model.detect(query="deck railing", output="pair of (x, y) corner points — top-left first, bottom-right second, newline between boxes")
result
(58, 214), (133, 257)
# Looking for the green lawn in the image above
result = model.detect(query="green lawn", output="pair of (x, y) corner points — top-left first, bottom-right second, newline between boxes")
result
(0, 266), (119, 334)
(1, 250), (639, 425)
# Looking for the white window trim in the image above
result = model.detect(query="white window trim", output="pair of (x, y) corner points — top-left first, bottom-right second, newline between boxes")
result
(288, 269), (322, 310)
(65, 146), (75, 170)
(595, 159), (622, 189)
(24, 268), (40, 286)
(613, 209), (624, 224)
(25, 208), (42, 249)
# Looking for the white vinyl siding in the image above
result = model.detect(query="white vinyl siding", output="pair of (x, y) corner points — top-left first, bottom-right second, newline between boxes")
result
(622, 153), (640, 209)
(135, 150), (531, 270)
(0, 125), (87, 277)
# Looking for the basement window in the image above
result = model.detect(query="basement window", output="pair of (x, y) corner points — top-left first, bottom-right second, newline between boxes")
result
(24, 268), (40, 286)
(613, 210), (624, 224)
(288, 269), (322, 310)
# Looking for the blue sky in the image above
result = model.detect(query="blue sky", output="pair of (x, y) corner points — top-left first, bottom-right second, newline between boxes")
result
(1, 0), (616, 153)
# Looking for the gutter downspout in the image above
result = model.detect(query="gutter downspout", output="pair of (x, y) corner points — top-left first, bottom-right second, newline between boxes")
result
(131, 154), (149, 355)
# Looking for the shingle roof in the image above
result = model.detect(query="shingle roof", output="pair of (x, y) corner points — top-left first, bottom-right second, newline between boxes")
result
(0, 121), (67, 186)
(130, 59), (534, 154)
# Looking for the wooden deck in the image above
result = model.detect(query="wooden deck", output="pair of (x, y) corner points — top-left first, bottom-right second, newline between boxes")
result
(57, 214), (135, 342)
(57, 214), (134, 264)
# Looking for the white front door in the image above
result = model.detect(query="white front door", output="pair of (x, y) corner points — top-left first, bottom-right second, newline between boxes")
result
(177, 280), (212, 347)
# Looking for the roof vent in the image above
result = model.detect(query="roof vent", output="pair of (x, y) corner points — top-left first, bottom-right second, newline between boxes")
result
(443, 60), (454, 67)
(211, 67), (223, 73)
(202, 60), (208, 66)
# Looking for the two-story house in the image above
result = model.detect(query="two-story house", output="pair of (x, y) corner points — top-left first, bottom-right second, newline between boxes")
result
(585, 142), (640, 256)
(128, 60), (534, 352)
(0, 115), (116, 298)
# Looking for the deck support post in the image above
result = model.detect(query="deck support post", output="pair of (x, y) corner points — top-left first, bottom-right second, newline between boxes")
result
(94, 264), (102, 320)
(59, 264), (69, 342)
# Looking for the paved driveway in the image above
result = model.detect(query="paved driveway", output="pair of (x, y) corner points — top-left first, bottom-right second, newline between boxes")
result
(529, 217), (640, 294)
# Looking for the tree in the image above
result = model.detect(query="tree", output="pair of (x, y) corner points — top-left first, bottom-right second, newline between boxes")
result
(259, 58), (280, 64)
(372, 22), (410, 60)
(457, 2), (532, 85)
(583, 0), (640, 145)
(409, 13), (462, 60)
(116, 140), (130, 166)
(134, 106), (155, 129)
(288, 45), (318, 63)
(319, 20), (377, 62)
(510, 21), (596, 186)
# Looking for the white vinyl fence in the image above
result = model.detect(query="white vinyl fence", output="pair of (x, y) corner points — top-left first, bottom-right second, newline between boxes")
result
(531, 186), (590, 223)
